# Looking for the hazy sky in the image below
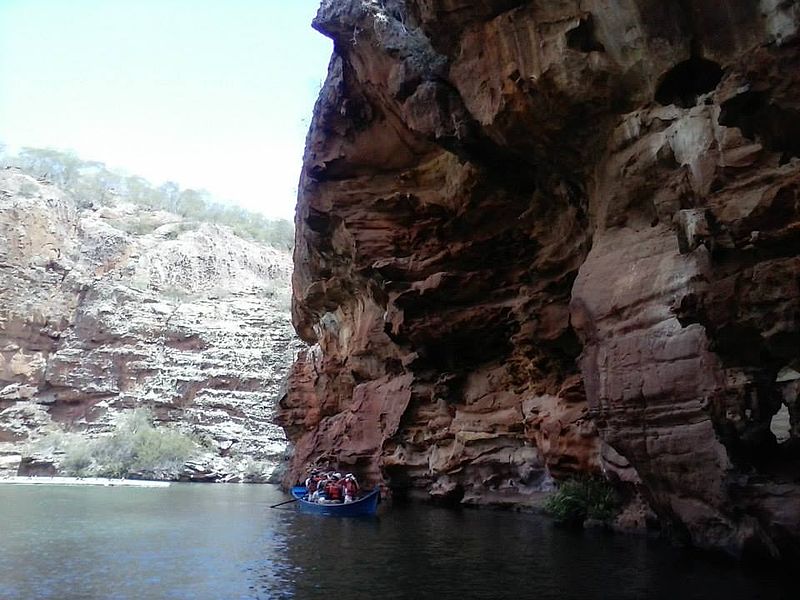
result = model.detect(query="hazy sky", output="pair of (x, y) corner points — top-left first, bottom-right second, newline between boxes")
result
(0, 0), (332, 219)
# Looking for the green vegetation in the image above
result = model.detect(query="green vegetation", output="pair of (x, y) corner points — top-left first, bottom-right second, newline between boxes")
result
(241, 457), (272, 483)
(33, 408), (199, 478)
(544, 477), (619, 526)
(1, 146), (293, 249)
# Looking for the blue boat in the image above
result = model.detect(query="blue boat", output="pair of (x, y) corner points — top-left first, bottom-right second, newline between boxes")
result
(290, 485), (381, 517)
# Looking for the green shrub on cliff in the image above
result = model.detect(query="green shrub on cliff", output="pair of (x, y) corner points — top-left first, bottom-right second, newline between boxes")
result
(544, 477), (619, 526)
(59, 408), (199, 478)
(60, 438), (93, 477)
(241, 457), (271, 483)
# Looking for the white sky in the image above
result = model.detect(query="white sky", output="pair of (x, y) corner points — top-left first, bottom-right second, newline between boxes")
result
(0, 0), (332, 220)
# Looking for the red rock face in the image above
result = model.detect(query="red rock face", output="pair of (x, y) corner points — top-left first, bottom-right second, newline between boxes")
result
(572, 41), (800, 556)
(279, 0), (800, 557)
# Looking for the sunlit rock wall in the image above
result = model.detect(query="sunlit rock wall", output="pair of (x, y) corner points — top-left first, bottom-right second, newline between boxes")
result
(0, 169), (298, 481)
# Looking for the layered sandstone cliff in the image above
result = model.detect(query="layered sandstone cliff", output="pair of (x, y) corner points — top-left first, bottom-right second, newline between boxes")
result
(279, 0), (800, 558)
(0, 169), (297, 481)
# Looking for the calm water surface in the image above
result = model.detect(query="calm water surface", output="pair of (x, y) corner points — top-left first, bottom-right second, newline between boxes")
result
(0, 483), (792, 599)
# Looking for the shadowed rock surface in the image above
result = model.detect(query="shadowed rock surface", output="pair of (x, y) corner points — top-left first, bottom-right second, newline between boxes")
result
(0, 169), (299, 481)
(279, 0), (800, 558)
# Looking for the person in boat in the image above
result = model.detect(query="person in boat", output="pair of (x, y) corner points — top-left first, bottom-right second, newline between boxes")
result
(305, 469), (322, 497)
(304, 470), (316, 491)
(343, 473), (359, 503)
(322, 473), (344, 504)
(310, 472), (328, 502)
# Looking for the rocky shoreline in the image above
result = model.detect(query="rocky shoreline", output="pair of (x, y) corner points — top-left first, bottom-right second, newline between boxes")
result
(0, 476), (171, 488)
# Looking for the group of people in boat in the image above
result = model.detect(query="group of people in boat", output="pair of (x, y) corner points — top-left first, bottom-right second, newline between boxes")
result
(303, 469), (360, 504)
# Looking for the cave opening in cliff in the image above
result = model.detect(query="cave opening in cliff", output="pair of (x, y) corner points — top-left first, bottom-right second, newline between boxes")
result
(566, 16), (605, 53)
(719, 91), (800, 162)
(654, 58), (723, 108)
(421, 326), (515, 372)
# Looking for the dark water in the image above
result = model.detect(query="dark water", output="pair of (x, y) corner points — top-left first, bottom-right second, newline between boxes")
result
(0, 484), (792, 600)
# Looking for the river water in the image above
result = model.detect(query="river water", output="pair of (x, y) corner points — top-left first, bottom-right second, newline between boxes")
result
(0, 483), (792, 600)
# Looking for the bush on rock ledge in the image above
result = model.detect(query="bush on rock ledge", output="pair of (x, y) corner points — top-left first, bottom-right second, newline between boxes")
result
(544, 477), (620, 527)
(34, 408), (200, 479)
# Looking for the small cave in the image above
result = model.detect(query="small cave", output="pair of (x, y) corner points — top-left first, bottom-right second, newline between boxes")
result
(719, 91), (800, 162)
(417, 323), (516, 373)
(460, 136), (538, 195)
(711, 363), (800, 476)
(654, 58), (723, 108)
(383, 465), (416, 504)
(566, 16), (605, 53)
(305, 208), (331, 234)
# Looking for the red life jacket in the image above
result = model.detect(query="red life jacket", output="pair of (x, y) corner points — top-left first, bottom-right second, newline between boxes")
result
(343, 479), (359, 496)
(326, 481), (343, 500)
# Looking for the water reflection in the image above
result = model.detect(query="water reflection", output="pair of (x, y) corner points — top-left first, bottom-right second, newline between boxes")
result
(0, 484), (793, 600)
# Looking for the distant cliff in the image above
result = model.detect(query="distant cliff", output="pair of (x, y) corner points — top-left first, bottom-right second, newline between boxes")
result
(0, 168), (299, 481)
(279, 0), (800, 559)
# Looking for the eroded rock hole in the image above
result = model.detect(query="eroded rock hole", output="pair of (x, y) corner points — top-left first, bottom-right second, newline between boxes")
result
(719, 91), (800, 162)
(305, 209), (331, 234)
(420, 324), (515, 371)
(566, 16), (605, 53)
(655, 58), (723, 108)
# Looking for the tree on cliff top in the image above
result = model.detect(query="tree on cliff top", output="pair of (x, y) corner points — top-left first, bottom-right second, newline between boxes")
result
(0, 145), (294, 250)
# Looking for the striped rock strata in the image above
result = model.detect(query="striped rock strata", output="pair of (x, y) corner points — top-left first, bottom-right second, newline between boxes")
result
(0, 169), (297, 481)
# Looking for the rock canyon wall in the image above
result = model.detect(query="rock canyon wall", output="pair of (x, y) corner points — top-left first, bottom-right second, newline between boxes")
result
(0, 169), (298, 481)
(280, 0), (800, 558)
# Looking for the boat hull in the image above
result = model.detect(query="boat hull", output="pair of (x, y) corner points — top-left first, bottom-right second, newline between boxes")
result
(290, 486), (380, 517)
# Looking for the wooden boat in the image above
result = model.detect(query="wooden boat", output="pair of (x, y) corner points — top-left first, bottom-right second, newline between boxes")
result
(290, 485), (380, 517)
